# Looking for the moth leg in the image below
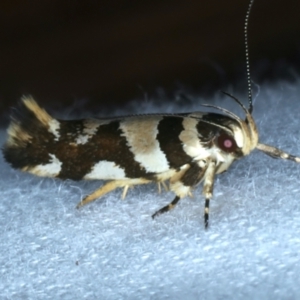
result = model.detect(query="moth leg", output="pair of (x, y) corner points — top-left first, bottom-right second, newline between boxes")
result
(152, 196), (180, 218)
(121, 185), (130, 200)
(152, 163), (207, 218)
(161, 181), (169, 191)
(202, 160), (217, 229)
(76, 178), (150, 208)
(157, 181), (169, 194)
(157, 183), (162, 194)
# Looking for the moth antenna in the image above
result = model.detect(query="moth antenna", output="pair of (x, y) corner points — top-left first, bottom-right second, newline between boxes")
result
(221, 91), (249, 115)
(245, 0), (255, 114)
(200, 103), (245, 124)
(189, 118), (233, 135)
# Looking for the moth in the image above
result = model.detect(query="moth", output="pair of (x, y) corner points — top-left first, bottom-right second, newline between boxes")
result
(2, 0), (300, 228)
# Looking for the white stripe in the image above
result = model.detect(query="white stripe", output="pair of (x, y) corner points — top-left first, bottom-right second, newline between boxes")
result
(84, 160), (126, 180)
(119, 116), (170, 173)
(179, 117), (209, 159)
(76, 134), (89, 144)
(83, 119), (108, 135)
(75, 119), (111, 145)
(48, 119), (60, 141)
(28, 154), (62, 177)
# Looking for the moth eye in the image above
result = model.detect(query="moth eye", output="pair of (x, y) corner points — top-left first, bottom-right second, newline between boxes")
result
(217, 134), (237, 153)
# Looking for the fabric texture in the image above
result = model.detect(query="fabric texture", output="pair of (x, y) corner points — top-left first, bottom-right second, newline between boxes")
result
(1, 80), (300, 299)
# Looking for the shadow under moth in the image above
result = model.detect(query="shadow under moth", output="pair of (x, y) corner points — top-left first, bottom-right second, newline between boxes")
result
(2, 0), (300, 228)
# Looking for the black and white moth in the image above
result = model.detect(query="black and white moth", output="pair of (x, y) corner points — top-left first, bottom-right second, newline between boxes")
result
(2, 0), (300, 228)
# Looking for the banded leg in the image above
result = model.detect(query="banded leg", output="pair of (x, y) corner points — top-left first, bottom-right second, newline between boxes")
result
(76, 178), (150, 208)
(153, 163), (207, 219)
(152, 196), (180, 218)
(202, 160), (216, 229)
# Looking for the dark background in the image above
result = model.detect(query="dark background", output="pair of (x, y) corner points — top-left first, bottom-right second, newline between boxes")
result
(1, 0), (300, 114)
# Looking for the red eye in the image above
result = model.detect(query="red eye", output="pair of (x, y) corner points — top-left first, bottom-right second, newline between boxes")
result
(217, 134), (237, 153)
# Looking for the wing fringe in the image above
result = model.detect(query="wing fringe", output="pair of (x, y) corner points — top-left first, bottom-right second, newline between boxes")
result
(2, 96), (55, 170)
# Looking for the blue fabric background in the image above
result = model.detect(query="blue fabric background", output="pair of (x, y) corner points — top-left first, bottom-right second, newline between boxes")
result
(1, 80), (300, 299)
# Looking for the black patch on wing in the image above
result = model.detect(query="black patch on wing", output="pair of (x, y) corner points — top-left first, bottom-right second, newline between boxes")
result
(50, 119), (93, 180)
(157, 117), (192, 169)
(58, 119), (85, 138)
(56, 120), (154, 180)
(196, 119), (219, 144)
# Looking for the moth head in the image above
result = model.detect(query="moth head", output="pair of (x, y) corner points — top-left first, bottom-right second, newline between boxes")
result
(198, 92), (259, 157)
